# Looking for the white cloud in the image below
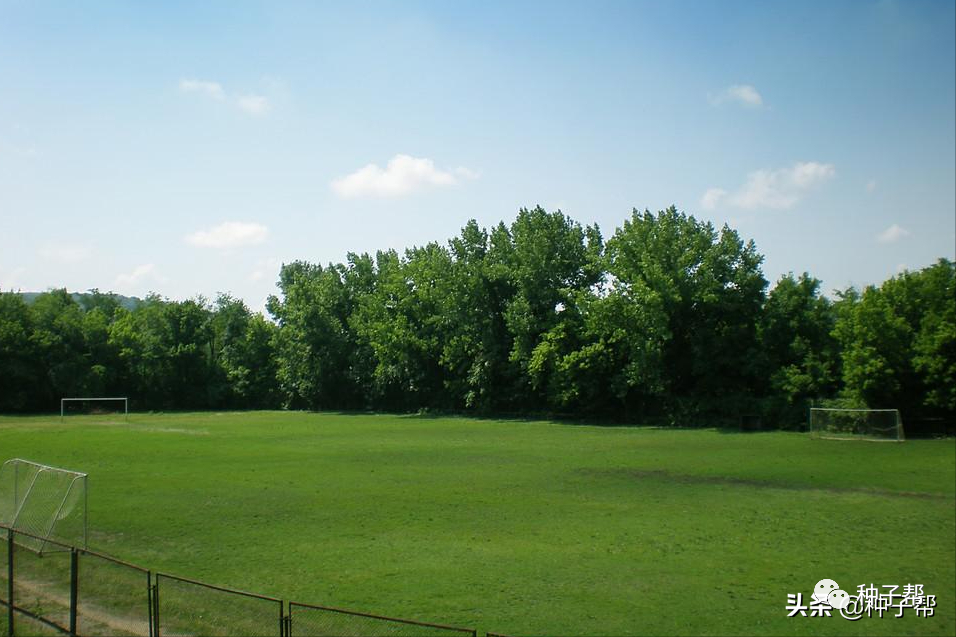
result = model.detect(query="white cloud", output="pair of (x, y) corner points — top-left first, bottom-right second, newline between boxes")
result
(701, 161), (835, 211)
(236, 94), (270, 115)
(454, 166), (481, 180)
(866, 179), (878, 193)
(331, 154), (478, 199)
(700, 188), (727, 211)
(38, 243), (91, 264)
(708, 84), (764, 108)
(180, 79), (272, 116)
(877, 224), (910, 244)
(115, 263), (168, 288)
(179, 79), (225, 100)
(185, 221), (270, 249)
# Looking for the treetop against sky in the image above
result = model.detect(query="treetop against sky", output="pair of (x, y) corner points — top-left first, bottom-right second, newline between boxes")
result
(1, 0), (953, 310)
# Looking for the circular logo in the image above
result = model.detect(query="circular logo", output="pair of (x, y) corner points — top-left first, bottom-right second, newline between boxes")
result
(827, 589), (850, 610)
(813, 579), (839, 604)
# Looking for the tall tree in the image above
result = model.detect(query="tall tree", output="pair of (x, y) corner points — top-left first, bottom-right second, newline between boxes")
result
(760, 273), (839, 419)
(604, 207), (767, 422)
(268, 261), (358, 409)
(500, 207), (603, 411)
(0, 293), (40, 411)
(834, 258), (955, 422)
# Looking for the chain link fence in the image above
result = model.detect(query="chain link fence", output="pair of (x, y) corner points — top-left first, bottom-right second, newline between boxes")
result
(76, 550), (151, 636)
(9, 533), (73, 634)
(154, 573), (283, 637)
(2, 525), (487, 637)
(288, 602), (477, 637)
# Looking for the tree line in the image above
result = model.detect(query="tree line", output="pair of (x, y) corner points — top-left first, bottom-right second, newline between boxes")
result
(1, 207), (953, 433)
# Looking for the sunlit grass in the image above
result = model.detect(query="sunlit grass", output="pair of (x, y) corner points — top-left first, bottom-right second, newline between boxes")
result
(1, 411), (953, 636)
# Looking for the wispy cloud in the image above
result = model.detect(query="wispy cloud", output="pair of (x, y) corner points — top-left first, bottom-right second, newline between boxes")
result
(700, 188), (728, 211)
(185, 221), (270, 249)
(115, 263), (167, 288)
(236, 95), (270, 115)
(700, 161), (835, 211)
(877, 224), (910, 244)
(331, 154), (478, 199)
(179, 79), (271, 116)
(708, 84), (764, 108)
(866, 179), (878, 193)
(179, 79), (225, 100)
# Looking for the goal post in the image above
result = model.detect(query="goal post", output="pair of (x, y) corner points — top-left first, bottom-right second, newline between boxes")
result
(61, 396), (128, 421)
(0, 458), (88, 553)
(809, 408), (905, 442)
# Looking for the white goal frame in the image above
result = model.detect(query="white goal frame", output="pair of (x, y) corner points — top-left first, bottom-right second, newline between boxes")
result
(0, 458), (88, 553)
(809, 407), (905, 442)
(61, 396), (128, 421)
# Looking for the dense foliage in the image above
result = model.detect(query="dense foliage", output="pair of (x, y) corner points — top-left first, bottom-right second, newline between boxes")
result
(2, 207), (953, 431)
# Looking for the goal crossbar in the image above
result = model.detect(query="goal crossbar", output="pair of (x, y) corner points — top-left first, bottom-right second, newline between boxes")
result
(61, 396), (128, 421)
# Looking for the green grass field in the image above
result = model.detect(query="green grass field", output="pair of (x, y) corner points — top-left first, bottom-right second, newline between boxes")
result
(1, 411), (954, 636)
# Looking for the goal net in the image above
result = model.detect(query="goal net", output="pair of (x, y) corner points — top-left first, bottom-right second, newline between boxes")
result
(809, 408), (905, 442)
(61, 396), (128, 421)
(0, 458), (88, 553)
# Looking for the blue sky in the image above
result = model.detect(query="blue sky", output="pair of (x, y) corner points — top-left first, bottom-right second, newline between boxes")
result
(1, 0), (954, 310)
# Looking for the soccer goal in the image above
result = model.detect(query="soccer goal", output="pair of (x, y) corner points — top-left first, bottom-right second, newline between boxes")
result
(809, 408), (905, 442)
(0, 458), (88, 553)
(61, 396), (128, 421)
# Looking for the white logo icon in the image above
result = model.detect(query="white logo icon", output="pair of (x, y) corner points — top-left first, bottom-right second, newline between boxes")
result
(827, 589), (851, 610)
(813, 579), (840, 604)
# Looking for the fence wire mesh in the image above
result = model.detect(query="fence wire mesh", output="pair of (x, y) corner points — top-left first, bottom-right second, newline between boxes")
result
(8, 611), (64, 636)
(11, 539), (73, 633)
(155, 572), (283, 637)
(76, 550), (151, 636)
(2, 526), (480, 637)
(288, 602), (477, 637)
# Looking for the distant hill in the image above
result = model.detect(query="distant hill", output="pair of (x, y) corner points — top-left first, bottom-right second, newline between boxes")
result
(18, 291), (144, 311)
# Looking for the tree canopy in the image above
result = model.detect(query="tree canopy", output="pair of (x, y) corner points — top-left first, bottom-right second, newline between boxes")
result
(2, 208), (953, 434)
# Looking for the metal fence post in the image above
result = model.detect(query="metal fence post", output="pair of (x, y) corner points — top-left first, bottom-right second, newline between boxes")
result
(70, 547), (80, 637)
(147, 572), (154, 637)
(152, 577), (160, 637)
(69, 549), (78, 636)
(7, 529), (13, 637)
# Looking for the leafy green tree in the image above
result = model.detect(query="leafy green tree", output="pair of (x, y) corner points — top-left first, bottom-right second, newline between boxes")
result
(0, 293), (40, 411)
(29, 289), (87, 403)
(439, 221), (514, 410)
(210, 294), (280, 408)
(500, 207), (603, 410)
(348, 245), (454, 410)
(604, 207), (767, 422)
(268, 261), (358, 409)
(760, 273), (839, 418)
(107, 295), (216, 409)
(835, 259), (955, 422)
(906, 259), (955, 414)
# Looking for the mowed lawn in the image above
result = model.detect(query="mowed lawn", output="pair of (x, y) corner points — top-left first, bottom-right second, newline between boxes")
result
(1, 411), (953, 636)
